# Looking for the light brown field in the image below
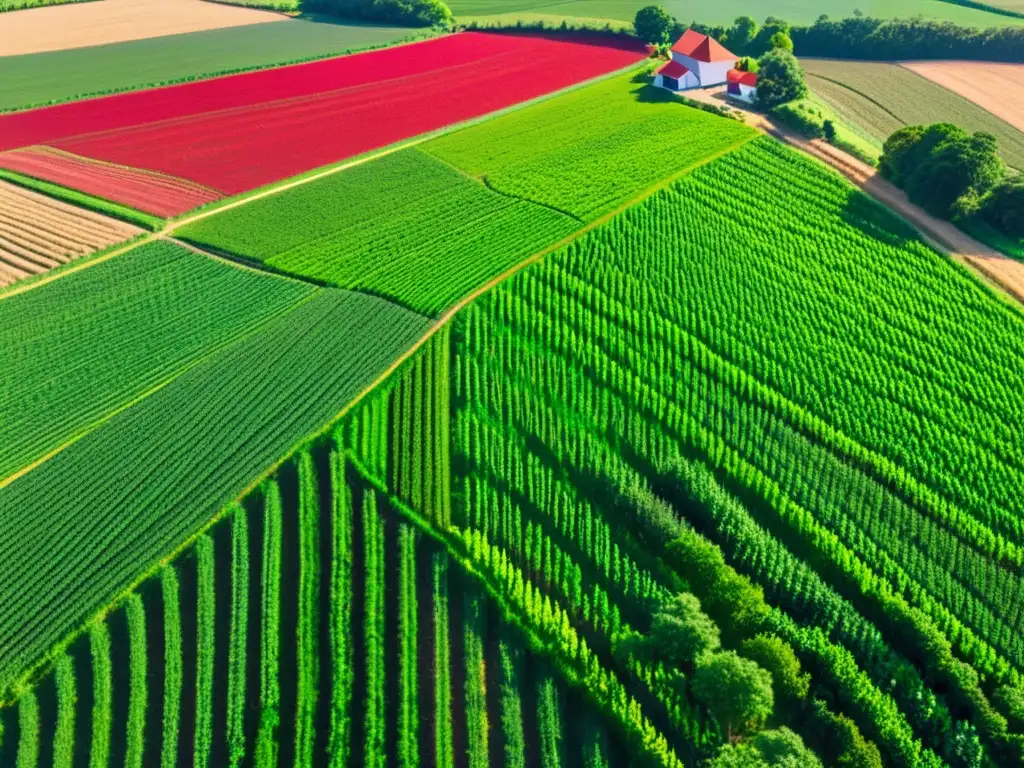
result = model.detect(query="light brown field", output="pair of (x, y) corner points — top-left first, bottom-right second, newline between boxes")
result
(901, 61), (1024, 134)
(0, 181), (140, 287)
(0, 0), (287, 57)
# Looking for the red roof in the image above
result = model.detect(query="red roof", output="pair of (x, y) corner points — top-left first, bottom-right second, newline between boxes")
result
(657, 60), (691, 79)
(727, 69), (758, 86)
(672, 29), (736, 63)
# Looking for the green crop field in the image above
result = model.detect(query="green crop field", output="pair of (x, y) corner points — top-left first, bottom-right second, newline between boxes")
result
(0, 19), (415, 112)
(0, 240), (314, 482)
(423, 71), (755, 220)
(0, 249), (429, 701)
(4, 32), (1024, 768)
(451, 0), (1024, 27)
(178, 149), (580, 316)
(803, 59), (1024, 169)
(180, 72), (755, 316)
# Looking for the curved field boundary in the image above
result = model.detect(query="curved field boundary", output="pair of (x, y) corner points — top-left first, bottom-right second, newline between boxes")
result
(0, 146), (223, 216)
(0, 179), (140, 287)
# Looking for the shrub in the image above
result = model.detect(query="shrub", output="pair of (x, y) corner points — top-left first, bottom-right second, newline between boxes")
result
(739, 634), (810, 704)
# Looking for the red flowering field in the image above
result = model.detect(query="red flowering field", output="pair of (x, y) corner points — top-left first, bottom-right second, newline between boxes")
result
(0, 32), (645, 212)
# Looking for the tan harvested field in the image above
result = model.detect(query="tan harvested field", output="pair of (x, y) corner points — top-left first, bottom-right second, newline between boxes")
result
(901, 61), (1024, 134)
(0, 181), (140, 287)
(0, 0), (287, 56)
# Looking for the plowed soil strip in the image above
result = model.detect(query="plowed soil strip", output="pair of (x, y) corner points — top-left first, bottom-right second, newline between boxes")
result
(0, 179), (141, 286)
(0, 148), (223, 216)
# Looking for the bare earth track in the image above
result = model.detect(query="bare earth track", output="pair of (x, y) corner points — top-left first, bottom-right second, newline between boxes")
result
(901, 61), (1024, 134)
(685, 85), (1024, 308)
(0, 179), (140, 286)
(0, 0), (287, 56)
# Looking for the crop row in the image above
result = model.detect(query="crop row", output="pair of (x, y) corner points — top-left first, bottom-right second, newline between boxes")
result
(0, 280), (429, 703)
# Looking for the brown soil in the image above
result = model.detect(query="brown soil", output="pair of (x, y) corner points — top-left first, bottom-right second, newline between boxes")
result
(901, 61), (1024, 134)
(684, 85), (1024, 308)
(0, 180), (139, 287)
(0, 0), (287, 57)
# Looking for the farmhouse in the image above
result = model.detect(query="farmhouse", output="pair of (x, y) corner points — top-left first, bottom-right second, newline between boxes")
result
(654, 29), (736, 92)
(726, 68), (759, 103)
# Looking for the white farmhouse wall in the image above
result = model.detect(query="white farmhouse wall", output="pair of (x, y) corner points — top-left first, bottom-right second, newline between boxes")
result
(654, 69), (700, 91)
(670, 52), (733, 87)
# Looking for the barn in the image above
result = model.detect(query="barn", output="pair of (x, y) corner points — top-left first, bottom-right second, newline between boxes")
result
(727, 68), (759, 103)
(654, 29), (736, 92)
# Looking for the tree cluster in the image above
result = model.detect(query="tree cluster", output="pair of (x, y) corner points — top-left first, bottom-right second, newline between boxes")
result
(303, 0), (452, 27)
(880, 122), (1021, 239)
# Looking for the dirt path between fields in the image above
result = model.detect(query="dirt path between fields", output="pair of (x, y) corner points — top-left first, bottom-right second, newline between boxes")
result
(0, 0), (287, 57)
(685, 86), (1024, 308)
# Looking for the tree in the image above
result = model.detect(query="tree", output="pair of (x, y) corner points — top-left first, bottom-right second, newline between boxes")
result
(735, 56), (759, 73)
(753, 728), (822, 766)
(614, 592), (720, 667)
(648, 593), (721, 665)
(981, 177), (1024, 238)
(708, 728), (821, 767)
(726, 16), (758, 53)
(905, 130), (1004, 218)
(755, 49), (807, 108)
(739, 634), (810, 704)
(751, 17), (790, 55)
(634, 5), (673, 46)
(305, 0), (451, 26)
(823, 119), (836, 142)
(692, 651), (774, 739)
(879, 125), (927, 186)
(770, 31), (794, 52)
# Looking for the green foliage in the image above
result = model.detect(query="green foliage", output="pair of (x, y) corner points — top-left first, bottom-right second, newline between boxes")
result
(755, 49), (807, 108)
(536, 671), (564, 768)
(227, 506), (249, 768)
(980, 176), (1024, 239)
(363, 489), (387, 767)
(255, 481), (282, 767)
(294, 453), (321, 767)
(398, 524), (419, 768)
(433, 551), (455, 768)
(809, 700), (884, 768)
(634, 5), (673, 44)
(52, 656), (75, 768)
(89, 623), (111, 768)
(424, 70), (755, 221)
(464, 589), (490, 768)
(125, 595), (148, 768)
(0, 240), (310, 484)
(498, 638), (527, 768)
(994, 685), (1024, 730)
(304, 0), (452, 26)
(709, 727), (822, 767)
(161, 567), (182, 768)
(0, 279), (429, 703)
(881, 122), (1007, 220)
(327, 449), (353, 767)
(194, 536), (215, 768)
(739, 634), (810, 704)
(15, 691), (37, 768)
(692, 651), (774, 738)
(769, 30), (794, 51)
(179, 149), (576, 317)
(629, 592), (721, 666)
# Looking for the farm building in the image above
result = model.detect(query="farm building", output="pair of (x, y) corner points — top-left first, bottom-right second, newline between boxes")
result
(727, 68), (759, 103)
(654, 29), (736, 92)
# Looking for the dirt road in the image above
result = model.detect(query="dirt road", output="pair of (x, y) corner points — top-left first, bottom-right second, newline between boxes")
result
(0, 0), (287, 57)
(684, 85), (1024, 307)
